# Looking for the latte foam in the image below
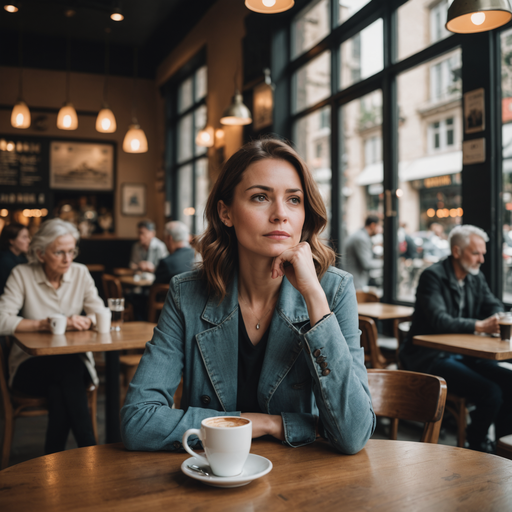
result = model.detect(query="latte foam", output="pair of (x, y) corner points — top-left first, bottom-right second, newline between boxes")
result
(204, 417), (249, 428)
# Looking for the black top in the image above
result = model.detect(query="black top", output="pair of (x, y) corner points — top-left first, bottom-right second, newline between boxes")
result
(0, 250), (27, 295)
(154, 247), (195, 284)
(236, 308), (269, 413)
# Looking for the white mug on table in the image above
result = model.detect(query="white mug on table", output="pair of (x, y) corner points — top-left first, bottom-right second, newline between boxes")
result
(49, 314), (67, 335)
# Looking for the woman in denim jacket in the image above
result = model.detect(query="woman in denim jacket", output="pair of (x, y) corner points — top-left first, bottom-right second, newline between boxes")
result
(121, 138), (375, 454)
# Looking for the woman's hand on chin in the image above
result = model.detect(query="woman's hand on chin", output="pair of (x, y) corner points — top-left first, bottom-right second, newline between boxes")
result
(67, 315), (92, 331)
(241, 413), (285, 441)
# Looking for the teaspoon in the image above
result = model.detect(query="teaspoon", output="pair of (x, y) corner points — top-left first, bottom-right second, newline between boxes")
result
(188, 464), (210, 477)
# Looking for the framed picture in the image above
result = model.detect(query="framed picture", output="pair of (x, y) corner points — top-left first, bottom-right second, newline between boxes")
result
(122, 183), (146, 216)
(253, 82), (273, 131)
(50, 140), (114, 190)
(464, 88), (485, 134)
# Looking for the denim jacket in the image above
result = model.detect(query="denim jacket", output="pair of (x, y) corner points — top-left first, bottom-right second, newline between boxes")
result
(121, 266), (375, 454)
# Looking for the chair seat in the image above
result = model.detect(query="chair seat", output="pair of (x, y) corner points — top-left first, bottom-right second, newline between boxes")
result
(497, 435), (512, 460)
(120, 354), (143, 367)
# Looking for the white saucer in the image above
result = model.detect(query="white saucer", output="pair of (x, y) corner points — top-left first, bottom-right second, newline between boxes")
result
(181, 454), (272, 488)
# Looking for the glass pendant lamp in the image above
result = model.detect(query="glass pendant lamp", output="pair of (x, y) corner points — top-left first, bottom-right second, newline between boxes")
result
(57, 41), (78, 130)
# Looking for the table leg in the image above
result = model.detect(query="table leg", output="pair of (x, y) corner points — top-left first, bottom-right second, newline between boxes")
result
(105, 351), (121, 443)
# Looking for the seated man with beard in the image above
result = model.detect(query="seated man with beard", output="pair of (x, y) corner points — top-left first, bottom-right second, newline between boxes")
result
(399, 225), (512, 452)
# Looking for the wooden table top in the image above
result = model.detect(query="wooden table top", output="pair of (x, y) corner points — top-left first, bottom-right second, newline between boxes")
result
(1, 439), (511, 511)
(13, 322), (156, 356)
(413, 333), (512, 360)
(119, 275), (155, 287)
(357, 302), (414, 321)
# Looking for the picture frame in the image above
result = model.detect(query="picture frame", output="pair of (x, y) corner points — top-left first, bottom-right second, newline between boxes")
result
(253, 81), (273, 131)
(464, 88), (485, 134)
(50, 140), (115, 190)
(121, 183), (146, 216)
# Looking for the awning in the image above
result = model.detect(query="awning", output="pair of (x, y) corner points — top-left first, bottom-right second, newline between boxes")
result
(356, 150), (462, 185)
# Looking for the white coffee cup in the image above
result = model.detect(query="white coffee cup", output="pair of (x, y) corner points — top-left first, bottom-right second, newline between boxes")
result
(95, 308), (112, 333)
(182, 417), (252, 477)
(49, 314), (67, 335)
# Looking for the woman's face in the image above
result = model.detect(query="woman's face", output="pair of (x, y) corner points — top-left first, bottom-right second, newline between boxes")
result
(10, 228), (30, 255)
(39, 234), (77, 276)
(219, 158), (306, 260)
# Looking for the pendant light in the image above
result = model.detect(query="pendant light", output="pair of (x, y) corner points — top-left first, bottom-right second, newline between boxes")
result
(123, 48), (148, 153)
(96, 29), (117, 133)
(110, 1), (124, 21)
(446, 0), (512, 33)
(220, 67), (252, 126)
(196, 126), (214, 147)
(4, 2), (19, 13)
(11, 30), (30, 129)
(57, 40), (78, 130)
(245, 0), (294, 14)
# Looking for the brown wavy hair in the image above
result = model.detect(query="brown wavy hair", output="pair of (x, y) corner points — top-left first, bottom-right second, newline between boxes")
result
(196, 137), (336, 300)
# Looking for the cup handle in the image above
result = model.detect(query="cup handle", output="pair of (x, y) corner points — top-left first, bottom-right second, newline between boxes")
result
(50, 319), (56, 328)
(182, 428), (208, 466)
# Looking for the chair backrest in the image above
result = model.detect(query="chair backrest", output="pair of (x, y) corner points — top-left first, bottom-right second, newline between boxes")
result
(359, 316), (388, 369)
(0, 337), (14, 418)
(147, 284), (170, 323)
(102, 274), (123, 299)
(356, 290), (379, 303)
(367, 368), (447, 443)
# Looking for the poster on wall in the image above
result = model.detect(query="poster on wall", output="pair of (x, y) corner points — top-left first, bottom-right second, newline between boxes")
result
(122, 183), (146, 216)
(50, 141), (114, 190)
(464, 88), (485, 134)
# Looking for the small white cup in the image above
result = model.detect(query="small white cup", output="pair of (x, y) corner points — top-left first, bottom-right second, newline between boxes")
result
(49, 314), (67, 335)
(182, 417), (252, 477)
(95, 308), (112, 333)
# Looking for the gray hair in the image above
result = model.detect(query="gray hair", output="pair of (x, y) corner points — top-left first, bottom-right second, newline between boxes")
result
(165, 221), (190, 244)
(449, 224), (489, 250)
(137, 219), (155, 231)
(27, 218), (79, 264)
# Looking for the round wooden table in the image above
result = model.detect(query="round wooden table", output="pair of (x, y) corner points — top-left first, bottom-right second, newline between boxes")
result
(1, 439), (511, 511)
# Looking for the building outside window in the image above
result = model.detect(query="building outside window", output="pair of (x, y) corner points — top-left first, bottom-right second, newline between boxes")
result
(164, 62), (209, 235)
(428, 117), (455, 152)
(430, 0), (450, 43)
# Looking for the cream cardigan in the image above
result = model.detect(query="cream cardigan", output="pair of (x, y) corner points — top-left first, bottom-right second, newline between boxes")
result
(0, 262), (105, 386)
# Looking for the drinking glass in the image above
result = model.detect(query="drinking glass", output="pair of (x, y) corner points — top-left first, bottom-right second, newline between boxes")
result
(108, 298), (125, 331)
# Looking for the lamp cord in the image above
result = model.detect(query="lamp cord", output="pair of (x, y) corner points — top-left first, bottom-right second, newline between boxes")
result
(17, 28), (23, 98)
(103, 29), (111, 106)
(66, 38), (71, 103)
(131, 47), (138, 123)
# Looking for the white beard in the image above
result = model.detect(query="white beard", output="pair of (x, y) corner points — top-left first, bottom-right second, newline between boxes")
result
(461, 260), (480, 276)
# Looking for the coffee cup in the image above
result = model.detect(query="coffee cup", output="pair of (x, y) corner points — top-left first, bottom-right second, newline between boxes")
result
(498, 312), (512, 341)
(49, 314), (67, 335)
(182, 416), (252, 477)
(95, 308), (111, 333)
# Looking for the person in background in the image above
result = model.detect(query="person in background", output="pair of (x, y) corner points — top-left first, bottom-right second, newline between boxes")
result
(400, 225), (512, 453)
(342, 215), (383, 290)
(130, 220), (168, 273)
(0, 223), (30, 295)
(0, 219), (105, 454)
(154, 221), (195, 284)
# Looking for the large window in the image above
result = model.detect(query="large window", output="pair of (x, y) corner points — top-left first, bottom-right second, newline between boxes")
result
(164, 62), (209, 235)
(284, 0), (466, 303)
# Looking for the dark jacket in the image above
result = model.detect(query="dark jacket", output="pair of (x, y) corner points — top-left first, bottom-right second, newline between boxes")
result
(154, 247), (195, 284)
(399, 256), (503, 372)
(0, 250), (28, 295)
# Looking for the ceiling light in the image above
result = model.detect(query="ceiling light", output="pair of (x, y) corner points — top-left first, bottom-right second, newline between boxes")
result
(110, 8), (124, 21)
(4, 2), (19, 13)
(196, 126), (214, 147)
(245, 0), (294, 13)
(123, 122), (148, 153)
(446, 0), (512, 33)
(96, 107), (117, 133)
(220, 91), (252, 126)
(11, 101), (31, 129)
(57, 103), (78, 130)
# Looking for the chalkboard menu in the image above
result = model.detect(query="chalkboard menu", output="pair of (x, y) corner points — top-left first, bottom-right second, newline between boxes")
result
(0, 135), (50, 208)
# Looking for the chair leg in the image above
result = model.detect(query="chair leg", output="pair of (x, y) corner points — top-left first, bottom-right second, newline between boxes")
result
(88, 387), (99, 445)
(1, 415), (14, 470)
(457, 401), (466, 448)
(390, 418), (399, 440)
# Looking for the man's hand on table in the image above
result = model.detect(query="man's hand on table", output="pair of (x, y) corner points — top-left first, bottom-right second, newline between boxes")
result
(475, 314), (500, 335)
(67, 315), (92, 331)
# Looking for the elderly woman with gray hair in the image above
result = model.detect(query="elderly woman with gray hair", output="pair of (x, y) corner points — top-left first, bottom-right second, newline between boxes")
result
(0, 218), (105, 454)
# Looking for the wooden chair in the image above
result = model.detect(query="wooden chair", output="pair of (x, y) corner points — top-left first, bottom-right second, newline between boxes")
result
(497, 435), (512, 460)
(0, 337), (98, 469)
(356, 290), (379, 303)
(101, 274), (134, 322)
(147, 283), (170, 323)
(359, 316), (395, 369)
(367, 368), (447, 443)
(396, 321), (467, 448)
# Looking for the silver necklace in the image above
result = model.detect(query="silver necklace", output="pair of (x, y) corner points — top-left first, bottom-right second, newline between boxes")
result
(238, 294), (276, 330)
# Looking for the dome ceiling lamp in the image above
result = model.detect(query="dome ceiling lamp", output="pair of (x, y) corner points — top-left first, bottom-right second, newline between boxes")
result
(245, 0), (294, 14)
(446, 0), (512, 33)
(220, 67), (252, 126)
(96, 29), (117, 133)
(196, 125), (215, 147)
(110, 1), (124, 22)
(3, 1), (19, 13)
(11, 30), (30, 129)
(123, 48), (148, 153)
(57, 39), (78, 130)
